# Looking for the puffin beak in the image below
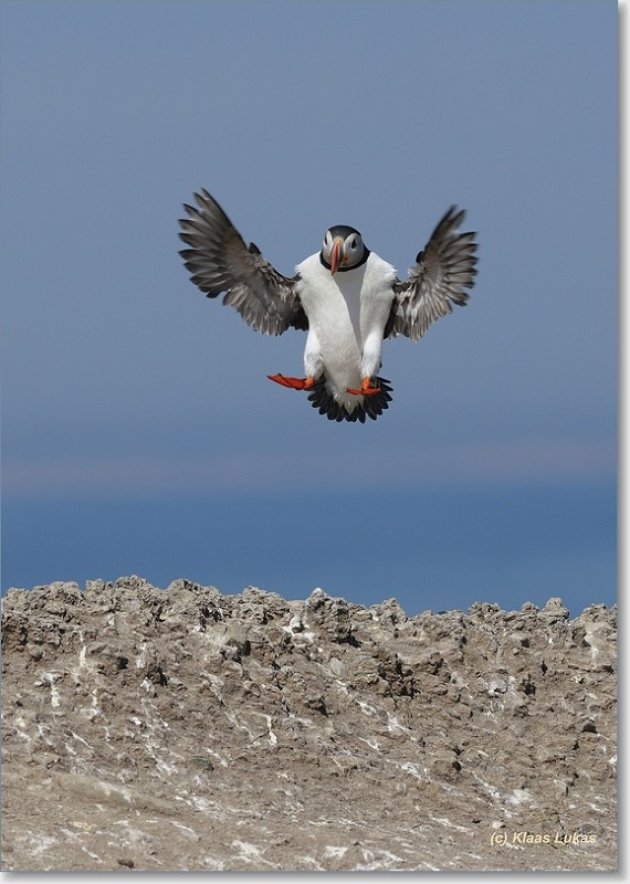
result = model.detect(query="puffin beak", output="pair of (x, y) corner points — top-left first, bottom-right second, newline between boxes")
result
(329, 238), (344, 275)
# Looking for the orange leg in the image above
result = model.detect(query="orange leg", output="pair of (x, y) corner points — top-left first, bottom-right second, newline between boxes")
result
(268, 373), (315, 391)
(346, 377), (382, 397)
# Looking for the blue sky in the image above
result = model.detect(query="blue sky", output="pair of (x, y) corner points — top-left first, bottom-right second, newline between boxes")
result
(1, 0), (617, 615)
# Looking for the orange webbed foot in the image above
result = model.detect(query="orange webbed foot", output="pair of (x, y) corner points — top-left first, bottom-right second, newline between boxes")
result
(346, 378), (382, 397)
(268, 374), (315, 391)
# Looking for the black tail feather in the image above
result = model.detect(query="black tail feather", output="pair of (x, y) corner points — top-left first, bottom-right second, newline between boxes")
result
(307, 377), (393, 423)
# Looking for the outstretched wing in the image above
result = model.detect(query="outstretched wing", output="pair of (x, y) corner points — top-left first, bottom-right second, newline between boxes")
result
(386, 206), (478, 341)
(179, 189), (308, 335)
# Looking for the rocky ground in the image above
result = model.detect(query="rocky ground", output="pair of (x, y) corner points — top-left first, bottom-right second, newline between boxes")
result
(1, 577), (617, 872)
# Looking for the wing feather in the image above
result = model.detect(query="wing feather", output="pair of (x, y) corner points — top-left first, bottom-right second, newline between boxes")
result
(386, 206), (478, 341)
(179, 189), (307, 335)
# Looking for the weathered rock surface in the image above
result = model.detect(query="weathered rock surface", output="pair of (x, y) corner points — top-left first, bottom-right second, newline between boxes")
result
(1, 577), (617, 871)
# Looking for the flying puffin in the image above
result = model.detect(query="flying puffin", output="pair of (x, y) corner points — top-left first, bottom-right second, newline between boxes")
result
(179, 190), (477, 423)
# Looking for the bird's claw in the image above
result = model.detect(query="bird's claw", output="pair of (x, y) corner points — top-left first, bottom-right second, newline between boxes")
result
(346, 382), (381, 397)
(268, 374), (315, 391)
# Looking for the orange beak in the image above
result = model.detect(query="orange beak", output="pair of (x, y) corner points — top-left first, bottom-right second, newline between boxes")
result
(329, 238), (344, 275)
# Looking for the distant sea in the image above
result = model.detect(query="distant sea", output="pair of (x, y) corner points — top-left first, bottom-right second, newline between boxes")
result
(2, 480), (616, 618)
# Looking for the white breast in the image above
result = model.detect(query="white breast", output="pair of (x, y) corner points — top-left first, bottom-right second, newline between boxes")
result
(295, 252), (397, 407)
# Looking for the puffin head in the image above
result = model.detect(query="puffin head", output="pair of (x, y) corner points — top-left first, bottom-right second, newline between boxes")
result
(320, 225), (369, 275)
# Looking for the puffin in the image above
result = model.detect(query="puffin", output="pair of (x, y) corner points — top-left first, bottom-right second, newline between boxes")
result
(179, 190), (477, 423)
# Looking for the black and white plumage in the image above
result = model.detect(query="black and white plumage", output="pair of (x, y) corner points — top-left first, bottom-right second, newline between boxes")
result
(179, 189), (478, 423)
